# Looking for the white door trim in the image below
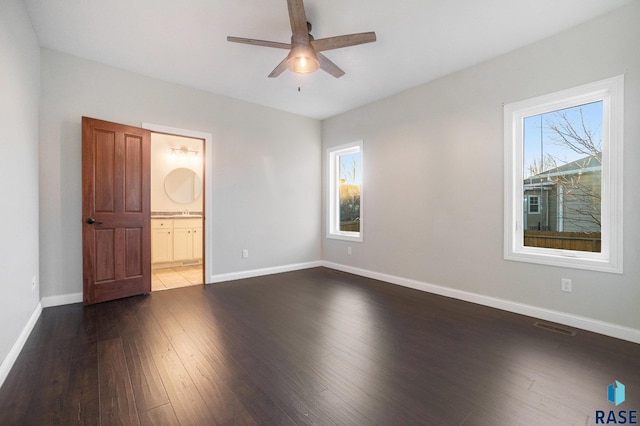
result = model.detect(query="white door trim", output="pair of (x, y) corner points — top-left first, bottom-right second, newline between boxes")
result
(142, 122), (213, 284)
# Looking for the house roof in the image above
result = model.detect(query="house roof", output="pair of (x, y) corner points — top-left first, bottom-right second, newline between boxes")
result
(528, 152), (602, 181)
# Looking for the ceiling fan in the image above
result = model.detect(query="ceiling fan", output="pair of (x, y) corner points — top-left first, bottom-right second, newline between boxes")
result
(227, 0), (376, 78)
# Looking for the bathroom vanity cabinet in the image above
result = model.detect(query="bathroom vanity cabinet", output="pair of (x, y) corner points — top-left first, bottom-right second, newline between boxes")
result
(151, 218), (203, 265)
(173, 218), (203, 261)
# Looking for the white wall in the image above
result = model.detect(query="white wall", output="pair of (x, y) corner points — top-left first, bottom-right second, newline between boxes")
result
(322, 2), (640, 331)
(0, 0), (41, 366)
(39, 49), (322, 298)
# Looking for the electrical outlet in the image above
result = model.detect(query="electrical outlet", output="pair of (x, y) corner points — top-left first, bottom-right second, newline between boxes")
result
(561, 278), (572, 293)
(347, 246), (352, 255)
(242, 249), (249, 259)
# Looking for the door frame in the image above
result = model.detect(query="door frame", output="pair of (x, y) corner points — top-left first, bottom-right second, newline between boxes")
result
(142, 122), (213, 284)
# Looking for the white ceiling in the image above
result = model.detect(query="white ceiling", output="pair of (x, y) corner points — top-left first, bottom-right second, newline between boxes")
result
(24, 0), (633, 120)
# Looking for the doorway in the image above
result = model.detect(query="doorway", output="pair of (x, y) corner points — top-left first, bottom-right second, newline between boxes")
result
(144, 123), (213, 291)
(150, 132), (204, 290)
(82, 118), (212, 304)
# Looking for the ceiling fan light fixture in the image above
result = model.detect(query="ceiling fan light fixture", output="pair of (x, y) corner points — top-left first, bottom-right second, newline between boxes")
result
(286, 47), (319, 74)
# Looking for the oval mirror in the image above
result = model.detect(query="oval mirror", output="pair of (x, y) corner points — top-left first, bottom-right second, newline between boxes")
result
(164, 168), (202, 204)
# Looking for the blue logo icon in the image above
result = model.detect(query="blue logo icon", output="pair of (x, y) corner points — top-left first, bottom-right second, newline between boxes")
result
(608, 381), (626, 406)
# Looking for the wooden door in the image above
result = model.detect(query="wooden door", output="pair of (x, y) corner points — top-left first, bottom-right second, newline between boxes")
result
(82, 117), (151, 304)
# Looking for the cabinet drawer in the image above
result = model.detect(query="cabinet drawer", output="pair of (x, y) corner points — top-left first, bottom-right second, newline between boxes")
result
(152, 219), (173, 229)
(173, 218), (202, 229)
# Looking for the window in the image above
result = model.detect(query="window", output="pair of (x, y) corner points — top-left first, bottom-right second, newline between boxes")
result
(504, 76), (623, 273)
(327, 141), (363, 242)
(528, 195), (540, 214)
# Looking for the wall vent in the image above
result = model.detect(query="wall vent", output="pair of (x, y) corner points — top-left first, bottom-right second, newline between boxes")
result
(533, 321), (576, 336)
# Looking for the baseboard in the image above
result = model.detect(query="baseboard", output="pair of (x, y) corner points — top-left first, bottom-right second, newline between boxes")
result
(30, 261), (640, 344)
(209, 260), (324, 284)
(322, 261), (640, 344)
(38, 261), (325, 305)
(0, 302), (42, 389)
(41, 292), (82, 308)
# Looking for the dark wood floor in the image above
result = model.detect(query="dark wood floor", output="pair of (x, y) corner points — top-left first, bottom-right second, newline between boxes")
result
(1, 267), (638, 425)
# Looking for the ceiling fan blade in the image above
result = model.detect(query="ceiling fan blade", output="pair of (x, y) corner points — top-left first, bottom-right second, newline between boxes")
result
(287, 0), (309, 43)
(227, 36), (291, 49)
(317, 53), (345, 78)
(268, 57), (289, 78)
(311, 32), (377, 52)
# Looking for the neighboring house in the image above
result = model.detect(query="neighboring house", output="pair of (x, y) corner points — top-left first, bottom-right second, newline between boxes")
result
(524, 153), (601, 233)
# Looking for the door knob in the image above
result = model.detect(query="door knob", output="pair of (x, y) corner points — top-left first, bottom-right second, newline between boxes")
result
(86, 217), (103, 225)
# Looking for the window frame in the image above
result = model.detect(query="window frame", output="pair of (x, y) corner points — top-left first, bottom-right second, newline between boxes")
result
(504, 76), (624, 273)
(327, 141), (364, 242)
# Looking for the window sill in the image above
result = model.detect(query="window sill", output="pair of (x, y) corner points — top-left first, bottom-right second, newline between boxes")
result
(327, 232), (363, 243)
(504, 249), (622, 274)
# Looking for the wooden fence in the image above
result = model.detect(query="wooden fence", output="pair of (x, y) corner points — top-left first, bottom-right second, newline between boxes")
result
(524, 230), (601, 252)
(339, 221), (360, 232)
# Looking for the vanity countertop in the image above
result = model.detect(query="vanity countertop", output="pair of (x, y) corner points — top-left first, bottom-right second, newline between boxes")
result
(151, 213), (203, 219)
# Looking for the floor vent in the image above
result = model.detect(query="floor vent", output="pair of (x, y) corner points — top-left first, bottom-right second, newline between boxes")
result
(533, 321), (576, 336)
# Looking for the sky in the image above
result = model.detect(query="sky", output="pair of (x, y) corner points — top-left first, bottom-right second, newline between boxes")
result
(523, 100), (603, 178)
(339, 151), (362, 185)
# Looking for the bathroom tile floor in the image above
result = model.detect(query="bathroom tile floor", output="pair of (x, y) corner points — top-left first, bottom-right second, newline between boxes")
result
(152, 265), (203, 291)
